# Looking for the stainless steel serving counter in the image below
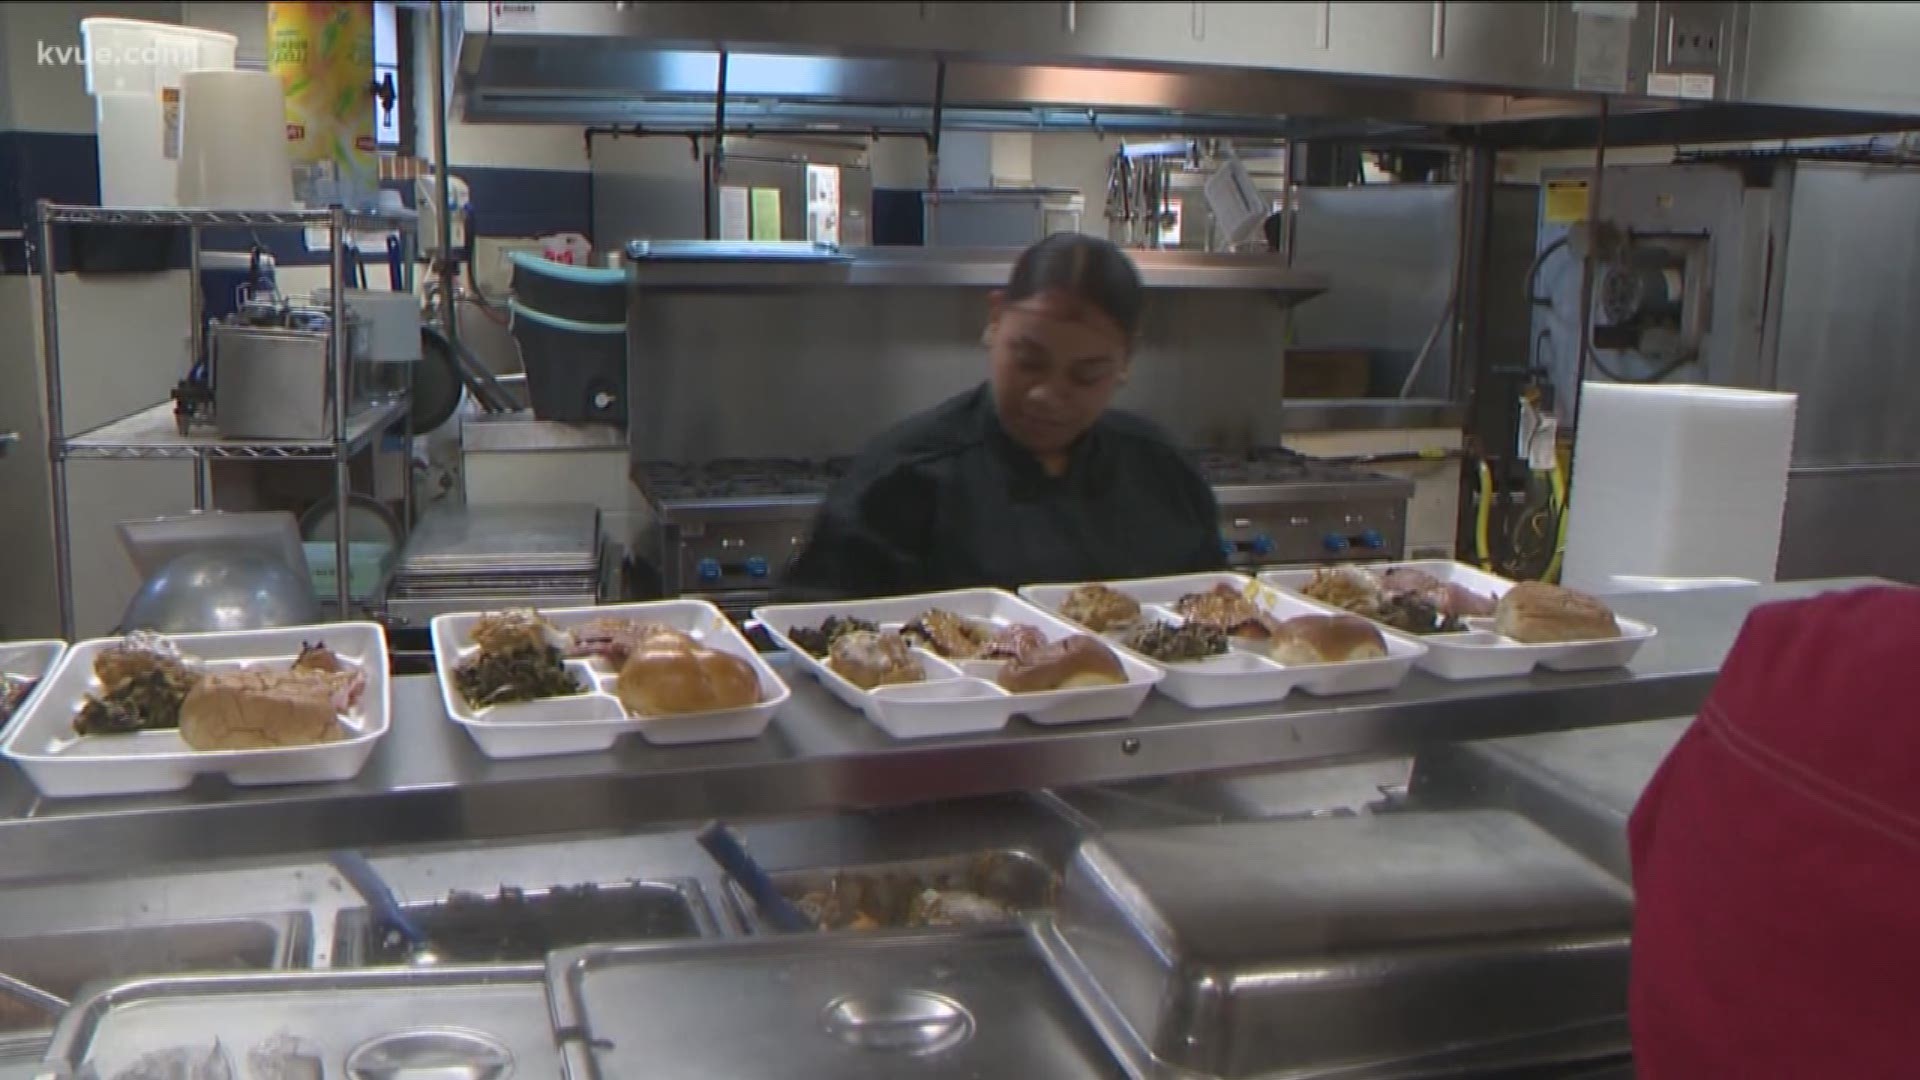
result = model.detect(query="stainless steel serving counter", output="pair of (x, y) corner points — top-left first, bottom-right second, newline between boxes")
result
(0, 578), (1878, 886)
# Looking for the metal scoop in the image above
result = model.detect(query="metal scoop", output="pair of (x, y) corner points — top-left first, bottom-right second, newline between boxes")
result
(329, 851), (440, 965)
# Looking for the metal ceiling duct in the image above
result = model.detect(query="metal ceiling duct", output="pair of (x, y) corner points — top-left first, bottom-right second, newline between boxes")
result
(453, 2), (1920, 145)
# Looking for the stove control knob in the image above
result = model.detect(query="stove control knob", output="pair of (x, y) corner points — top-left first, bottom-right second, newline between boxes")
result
(696, 558), (723, 582)
(1251, 534), (1276, 556)
(1360, 529), (1385, 550)
(1322, 533), (1351, 554)
(745, 556), (770, 579)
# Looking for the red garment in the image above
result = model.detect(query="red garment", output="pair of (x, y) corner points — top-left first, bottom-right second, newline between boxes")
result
(1629, 585), (1920, 1079)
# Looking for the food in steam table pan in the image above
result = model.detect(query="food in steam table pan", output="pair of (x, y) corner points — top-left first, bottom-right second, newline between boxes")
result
(789, 615), (879, 658)
(70, 634), (364, 751)
(368, 883), (700, 964)
(1266, 614), (1389, 666)
(997, 634), (1127, 692)
(1494, 582), (1623, 644)
(1057, 583), (1142, 632)
(453, 609), (584, 708)
(1172, 583), (1279, 640)
(790, 854), (1048, 932)
(828, 630), (927, 690)
(0, 674), (38, 728)
(612, 623), (763, 717)
(1302, 565), (1497, 635)
(1123, 620), (1229, 662)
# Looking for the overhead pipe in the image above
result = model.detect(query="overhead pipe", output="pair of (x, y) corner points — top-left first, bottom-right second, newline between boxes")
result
(705, 51), (729, 240)
(927, 59), (947, 245)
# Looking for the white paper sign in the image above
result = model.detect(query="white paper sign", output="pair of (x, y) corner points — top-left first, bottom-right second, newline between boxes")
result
(1574, 13), (1633, 94)
(718, 186), (750, 242)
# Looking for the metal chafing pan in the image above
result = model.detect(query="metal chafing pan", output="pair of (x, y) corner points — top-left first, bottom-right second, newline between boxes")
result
(547, 926), (1125, 1080)
(36, 964), (557, 1080)
(1036, 811), (1635, 1080)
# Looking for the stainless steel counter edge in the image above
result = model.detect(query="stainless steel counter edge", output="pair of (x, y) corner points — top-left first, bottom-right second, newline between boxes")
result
(626, 246), (1331, 298)
(0, 579), (1881, 886)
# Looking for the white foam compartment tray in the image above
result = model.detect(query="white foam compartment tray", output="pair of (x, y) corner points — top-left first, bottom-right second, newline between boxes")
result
(3, 623), (390, 798)
(1258, 561), (1657, 680)
(1023, 573), (1426, 709)
(752, 589), (1162, 739)
(431, 600), (789, 758)
(0, 639), (69, 741)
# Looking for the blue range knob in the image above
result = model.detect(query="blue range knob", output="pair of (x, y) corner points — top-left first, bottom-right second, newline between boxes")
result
(1360, 529), (1385, 550)
(745, 556), (769, 579)
(696, 557), (723, 582)
(1251, 534), (1276, 556)
(1322, 534), (1351, 553)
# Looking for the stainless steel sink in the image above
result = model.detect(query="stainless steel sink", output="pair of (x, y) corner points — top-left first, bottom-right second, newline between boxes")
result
(332, 878), (720, 966)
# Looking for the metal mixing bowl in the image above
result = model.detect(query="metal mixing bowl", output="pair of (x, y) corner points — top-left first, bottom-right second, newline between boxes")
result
(120, 548), (323, 634)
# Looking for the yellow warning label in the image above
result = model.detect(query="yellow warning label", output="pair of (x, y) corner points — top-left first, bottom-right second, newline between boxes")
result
(1545, 179), (1590, 224)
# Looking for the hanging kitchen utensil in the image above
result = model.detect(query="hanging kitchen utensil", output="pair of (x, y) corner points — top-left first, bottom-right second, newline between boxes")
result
(385, 234), (405, 292)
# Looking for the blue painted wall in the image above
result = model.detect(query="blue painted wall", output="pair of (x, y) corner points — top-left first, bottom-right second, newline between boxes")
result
(0, 131), (592, 273)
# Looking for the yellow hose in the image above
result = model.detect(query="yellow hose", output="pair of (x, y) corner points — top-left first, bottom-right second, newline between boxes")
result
(1475, 459), (1495, 572)
(1543, 460), (1569, 583)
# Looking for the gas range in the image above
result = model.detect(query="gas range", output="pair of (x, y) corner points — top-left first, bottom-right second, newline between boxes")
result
(634, 450), (1414, 616)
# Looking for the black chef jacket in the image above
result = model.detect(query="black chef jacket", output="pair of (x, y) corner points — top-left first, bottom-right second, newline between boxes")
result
(784, 384), (1227, 600)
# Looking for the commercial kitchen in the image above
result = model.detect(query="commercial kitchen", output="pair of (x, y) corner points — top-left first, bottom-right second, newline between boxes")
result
(0, 2), (1916, 1077)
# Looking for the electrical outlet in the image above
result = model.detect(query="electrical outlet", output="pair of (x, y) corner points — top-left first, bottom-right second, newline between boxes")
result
(1667, 15), (1723, 69)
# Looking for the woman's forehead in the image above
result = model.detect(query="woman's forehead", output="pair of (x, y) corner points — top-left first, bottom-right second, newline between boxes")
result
(1003, 291), (1127, 346)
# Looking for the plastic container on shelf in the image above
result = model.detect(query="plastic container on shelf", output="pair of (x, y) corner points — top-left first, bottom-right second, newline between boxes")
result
(752, 589), (1163, 739)
(508, 251), (627, 324)
(431, 601), (789, 758)
(506, 300), (628, 424)
(2, 623), (391, 798)
(79, 18), (239, 207)
(175, 69), (296, 209)
(1023, 573), (1426, 710)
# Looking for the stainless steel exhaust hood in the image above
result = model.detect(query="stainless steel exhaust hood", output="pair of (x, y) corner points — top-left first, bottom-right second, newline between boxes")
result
(454, 2), (1920, 145)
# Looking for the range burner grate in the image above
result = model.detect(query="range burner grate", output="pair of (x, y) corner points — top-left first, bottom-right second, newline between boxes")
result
(641, 457), (854, 503)
(1193, 447), (1381, 486)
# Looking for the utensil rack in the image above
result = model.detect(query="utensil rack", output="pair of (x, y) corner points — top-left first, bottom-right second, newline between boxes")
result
(29, 202), (419, 639)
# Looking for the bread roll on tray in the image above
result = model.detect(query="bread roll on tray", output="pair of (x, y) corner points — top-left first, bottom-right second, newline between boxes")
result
(1494, 582), (1622, 643)
(1267, 615), (1388, 666)
(617, 636), (762, 716)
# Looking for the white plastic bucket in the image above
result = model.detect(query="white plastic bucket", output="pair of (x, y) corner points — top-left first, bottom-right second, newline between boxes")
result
(79, 18), (238, 207)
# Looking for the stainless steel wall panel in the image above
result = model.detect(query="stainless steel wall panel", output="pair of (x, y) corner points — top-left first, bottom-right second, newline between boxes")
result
(626, 288), (1289, 461)
(1780, 467), (1920, 585)
(1290, 184), (1461, 398)
(1740, 2), (1920, 115)
(1771, 162), (1920, 468)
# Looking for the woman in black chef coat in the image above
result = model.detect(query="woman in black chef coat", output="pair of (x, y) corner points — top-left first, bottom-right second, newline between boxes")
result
(784, 233), (1227, 600)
